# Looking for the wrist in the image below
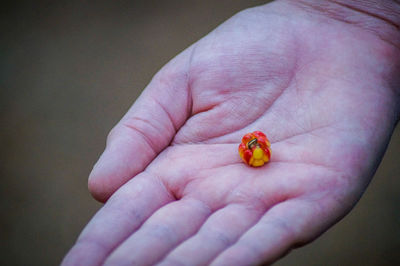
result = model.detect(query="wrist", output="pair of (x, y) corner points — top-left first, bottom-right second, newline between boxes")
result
(284, 0), (400, 48)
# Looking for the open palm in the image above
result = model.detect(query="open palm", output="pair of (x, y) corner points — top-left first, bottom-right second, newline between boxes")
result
(63, 1), (399, 265)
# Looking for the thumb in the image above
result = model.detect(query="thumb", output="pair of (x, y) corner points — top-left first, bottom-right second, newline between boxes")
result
(88, 49), (192, 202)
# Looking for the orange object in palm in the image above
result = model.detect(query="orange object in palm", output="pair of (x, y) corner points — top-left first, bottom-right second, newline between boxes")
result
(238, 131), (271, 167)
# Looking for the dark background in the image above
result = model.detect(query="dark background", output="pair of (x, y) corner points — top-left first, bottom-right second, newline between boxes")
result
(1, 1), (399, 265)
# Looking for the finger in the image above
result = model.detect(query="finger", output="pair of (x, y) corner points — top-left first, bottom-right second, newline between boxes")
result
(61, 173), (174, 266)
(158, 203), (264, 266)
(210, 199), (334, 266)
(89, 49), (193, 202)
(103, 197), (212, 266)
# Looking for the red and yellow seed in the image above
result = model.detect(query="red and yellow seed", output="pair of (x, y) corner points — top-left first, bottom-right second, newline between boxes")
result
(238, 131), (271, 167)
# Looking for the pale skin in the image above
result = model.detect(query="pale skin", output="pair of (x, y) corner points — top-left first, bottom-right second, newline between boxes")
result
(62, 0), (400, 265)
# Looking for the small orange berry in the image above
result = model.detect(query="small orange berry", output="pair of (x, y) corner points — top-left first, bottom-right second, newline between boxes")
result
(238, 131), (271, 167)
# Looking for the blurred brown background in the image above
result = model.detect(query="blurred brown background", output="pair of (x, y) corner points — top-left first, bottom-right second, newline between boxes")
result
(1, 1), (399, 265)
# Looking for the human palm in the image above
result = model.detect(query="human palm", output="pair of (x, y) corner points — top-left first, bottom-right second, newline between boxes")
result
(63, 1), (399, 265)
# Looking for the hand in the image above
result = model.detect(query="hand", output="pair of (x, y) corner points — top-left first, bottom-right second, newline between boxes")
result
(63, 0), (400, 265)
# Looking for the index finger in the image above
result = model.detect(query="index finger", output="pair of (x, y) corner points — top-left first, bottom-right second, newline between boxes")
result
(61, 172), (175, 266)
(88, 48), (193, 202)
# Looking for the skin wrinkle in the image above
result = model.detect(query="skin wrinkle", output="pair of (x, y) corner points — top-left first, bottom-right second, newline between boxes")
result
(153, 171), (178, 203)
(181, 159), (328, 264)
(187, 63), (221, 117)
(147, 146), (238, 197)
(270, 81), (342, 144)
(84, 174), (176, 265)
(145, 224), (181, 245)
(146, 169), (180, 201)
(103, 177), (174, 257)
(186, 96), (234, 138)
(152, 200), (227, 265)
(152, 147), (343, 209)
(108, 173), (172, 205)
(207, 226), (238, 248)
(151, 95), (178, 133)
(184, 78), (295, 145)
(154, 133), (343, 204)
(153, 140), (340, 201)
(149, 153), (343, 265)
(197, 115), (332, 146)
(146, 143), (239, 174)
(179, 172), (239, 209)
(74, 238), (109, 256)
(62, 1), (400, 265)
(186, 43), (200, 117)
(176, 18), (298, 144)
(98, 202), (145, 235)
(268, 161), (341, 178)
(277, 141), (360, 184)
(172, 118), (330, 146)
(230, 184), (291, 213)
(195, 88), (286, 144)
(209, 198), (296, 265)
(152, 49), (194, 128)
(169, 43), (195, 124)
(190, 205), (265, 264)
(122, 120), (159, 155)
(328, 0), (400, 29)
(192, 69), (345, 146)
(148, 165), (192, 200)
(272, 124), (331, 144)
(217, 175), (257, 207)
(288, 59), (338, 135)
(106, 198), (213, 266)
(291, 0), (400, 49)
(161, 198), (290, 266)
(218, 198), (324, 265)
(189, 100), (219, 119)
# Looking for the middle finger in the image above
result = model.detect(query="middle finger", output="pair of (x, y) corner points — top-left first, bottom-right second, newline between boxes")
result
(104, 197), (212, 265)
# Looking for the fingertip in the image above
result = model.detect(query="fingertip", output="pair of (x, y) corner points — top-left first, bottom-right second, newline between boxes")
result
(87, 149), (130, 203)
(88, 175), (110, 203)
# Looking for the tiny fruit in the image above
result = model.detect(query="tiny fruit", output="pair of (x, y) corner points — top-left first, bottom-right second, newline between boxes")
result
(238, 131), (271, 167)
